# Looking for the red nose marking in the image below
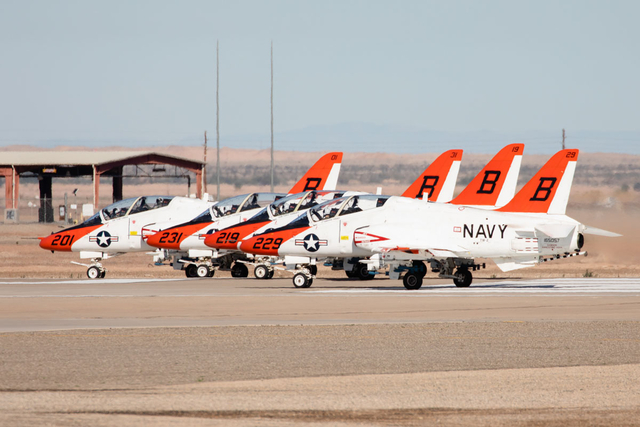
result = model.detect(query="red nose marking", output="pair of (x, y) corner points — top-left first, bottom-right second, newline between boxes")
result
(38, 224), (102, 252)
(239, 226), (310, 256)
(145, 223), (208, 250)
(205, 221), (270, 250)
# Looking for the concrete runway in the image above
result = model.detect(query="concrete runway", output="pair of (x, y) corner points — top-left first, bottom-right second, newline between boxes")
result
(1, 276), (640, 426)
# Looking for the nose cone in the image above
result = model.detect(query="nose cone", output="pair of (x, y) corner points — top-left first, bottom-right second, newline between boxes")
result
(39, 234), (63, 251)
(145, 223), (206, 250)
(205, 221), (270, 250)
(144, 230), (164, 248)
(38, 224), (101, 252)
(239, 235), (278, 255)
(239, 226), (309, 256)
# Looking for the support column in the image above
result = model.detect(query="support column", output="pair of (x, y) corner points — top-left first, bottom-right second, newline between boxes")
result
(39, 175), (53, 223)
(112, 166), (123, 203)
(195, 169), (203, 199)
(14, 171), (19, 210)
(93, 165), (100, 210)
(1, 168), (12, 209)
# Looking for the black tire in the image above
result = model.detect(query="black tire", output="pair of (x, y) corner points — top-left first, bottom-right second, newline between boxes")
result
(231, 263), (249, 278)
(412, 260), (427, 278)
(196, 265), (210, 278)
(345, 269), (358, 279)
(87, 266), (101, 279)
(99, 270), (106, 279)
(403, 272), (423, 290)
(207, 269), (215, 277)
(293, 273), (312, 288)
(453, 269), (473, 287)
(185, 264), (198, 278)
(254, 265), (269, 279)
(266, 269), (275, 279)
(308, 265), (318, 276)
(356, 263), (374, 280)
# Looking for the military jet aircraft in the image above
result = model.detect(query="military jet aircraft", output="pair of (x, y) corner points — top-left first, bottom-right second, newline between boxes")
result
(238, 149), (620, 288)
(201, 148), (464, 279)
(144, 152), (343, 278)
(207, 144), (524, 282)
(38, 195), (214, 278)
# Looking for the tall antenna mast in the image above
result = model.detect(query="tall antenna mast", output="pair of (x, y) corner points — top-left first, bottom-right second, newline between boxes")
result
(203, 130), (207, 195)
(270, 40), (274, 192)
(562, 128), (566, 150)
(216, 40), (220, 201)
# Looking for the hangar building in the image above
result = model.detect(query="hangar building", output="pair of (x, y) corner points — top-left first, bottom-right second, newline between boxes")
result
(0, 151), (205, 222)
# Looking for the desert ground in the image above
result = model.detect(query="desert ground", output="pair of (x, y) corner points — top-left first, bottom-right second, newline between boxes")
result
(1, 147), (639, 278)
(1, 147), (639, 426)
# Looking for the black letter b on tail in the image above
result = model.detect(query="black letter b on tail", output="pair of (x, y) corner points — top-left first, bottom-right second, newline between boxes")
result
(530, 177), (557, 201)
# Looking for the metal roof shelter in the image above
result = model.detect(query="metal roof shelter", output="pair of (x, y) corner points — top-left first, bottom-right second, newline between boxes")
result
(0, 151), (205, 220)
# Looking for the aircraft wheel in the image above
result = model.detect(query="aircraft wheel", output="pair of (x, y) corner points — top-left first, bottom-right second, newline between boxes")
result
(254, 265), (269, 279)
(99, 270), (106, 279)
(196, 265), (211, 278)
(412, 260), (427, 277)
(345, 269), (358, 279)
(453, 269), (473, 287)
(308, 265), (318, 276)
(185, 264), (198, 278)
(207, 269), (216, 277)
(231, 263), (249, 278)
(87, 266), (101, 279)
(356, 263), (374, 280)
(293, 273), (312, 288)
(266, 269), (275, 279)
(403, 272), (423, 290)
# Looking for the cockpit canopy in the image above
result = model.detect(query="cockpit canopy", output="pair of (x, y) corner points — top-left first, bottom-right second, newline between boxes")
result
(309, 194), (389, 222)
(268, 190), (345, 218)
(211, 193), (285, 219)
(83, 196), (175, 225)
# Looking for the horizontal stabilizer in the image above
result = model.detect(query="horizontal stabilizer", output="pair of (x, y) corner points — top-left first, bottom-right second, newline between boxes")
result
(493, 256), (539, 272)
(582, 226), (622, 237)
(534, 224), (576, 239)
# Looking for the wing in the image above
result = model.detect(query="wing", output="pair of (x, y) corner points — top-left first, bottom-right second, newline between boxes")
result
(353, 225), (470, 258)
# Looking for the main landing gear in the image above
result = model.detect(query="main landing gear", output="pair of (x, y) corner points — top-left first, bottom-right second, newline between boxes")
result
(346, 262), (375, 280)
(453, 268), (472, 287)
(402, 260), (428, 290)
(430, 259), (481, 288)
(230, 262), (249, 278)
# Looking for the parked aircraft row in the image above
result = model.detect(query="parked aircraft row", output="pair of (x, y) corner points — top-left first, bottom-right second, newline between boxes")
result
(39, 146), (620, 288)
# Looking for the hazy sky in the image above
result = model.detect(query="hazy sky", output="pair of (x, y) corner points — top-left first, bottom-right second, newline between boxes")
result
(1, 0), (639, 149)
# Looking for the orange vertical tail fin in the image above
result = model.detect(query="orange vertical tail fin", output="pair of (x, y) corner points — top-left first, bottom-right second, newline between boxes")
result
(450, 143), (524, 207)
(288, 152), (343, 194)
(498, 149), (579, 215)
(401, 149), (463, 202)
(498, 149), (579, 214)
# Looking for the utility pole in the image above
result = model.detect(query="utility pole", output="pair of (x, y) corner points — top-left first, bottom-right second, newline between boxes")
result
(562, 128), (566, 150)
(216, 40), (220, 201)
(203, 131), (207, 195)
(270, 41), (274, 193)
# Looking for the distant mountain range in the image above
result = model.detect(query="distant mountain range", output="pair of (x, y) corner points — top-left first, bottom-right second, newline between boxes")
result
(2, 123), (639, 154)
